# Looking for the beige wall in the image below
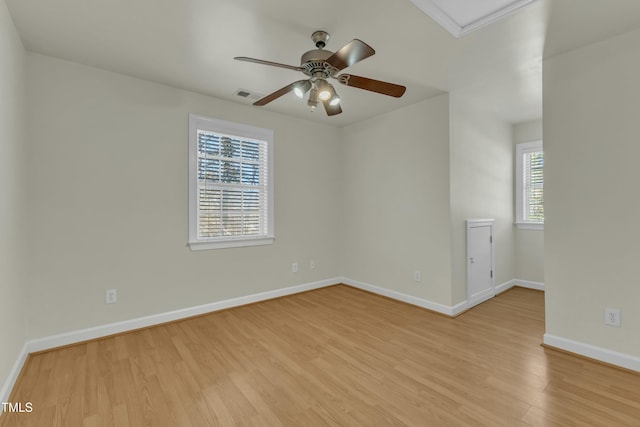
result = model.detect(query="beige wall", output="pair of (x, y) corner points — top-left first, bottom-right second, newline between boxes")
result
(513, 119), (544, 283)
(25, 53), (342, 339)
(340, 95), (453, 305)
(22, 53), (516, 344)
(0, 0), (27, 394)
(449, 96), (515, 303)
(544, 29), (640, 356)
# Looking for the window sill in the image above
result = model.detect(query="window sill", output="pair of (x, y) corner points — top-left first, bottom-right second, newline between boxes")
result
(188, 236), (274, 251)
(515, 222), (544, 231)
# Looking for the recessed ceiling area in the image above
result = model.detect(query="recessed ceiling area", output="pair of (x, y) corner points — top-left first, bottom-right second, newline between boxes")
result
(409, 0), (538, 37)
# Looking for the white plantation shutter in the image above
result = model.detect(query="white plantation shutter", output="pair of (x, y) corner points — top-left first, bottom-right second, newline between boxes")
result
(189, 115), (274, 250)
(523, 150), (544, 222)
(516, 140), (544, 227)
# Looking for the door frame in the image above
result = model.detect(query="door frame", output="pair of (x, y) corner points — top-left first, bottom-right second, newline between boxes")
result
(466, 219), (495, 308)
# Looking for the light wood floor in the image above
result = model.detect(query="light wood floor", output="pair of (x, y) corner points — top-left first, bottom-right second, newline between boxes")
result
(1, 285), (639, 426)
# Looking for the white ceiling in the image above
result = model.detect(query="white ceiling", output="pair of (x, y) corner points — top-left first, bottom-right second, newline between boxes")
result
(5, 0), (640, 127)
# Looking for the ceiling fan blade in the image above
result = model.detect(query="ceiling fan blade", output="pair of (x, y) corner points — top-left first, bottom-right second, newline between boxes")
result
(336, 74), (406, 98)
(324, 39), (375, 71)
(322, 99), (342, 116)
(253, 81), (300, 106)
(234, 56), (303, 72)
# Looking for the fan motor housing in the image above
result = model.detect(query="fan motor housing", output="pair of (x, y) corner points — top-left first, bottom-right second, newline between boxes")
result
(300, 49), (336, 78)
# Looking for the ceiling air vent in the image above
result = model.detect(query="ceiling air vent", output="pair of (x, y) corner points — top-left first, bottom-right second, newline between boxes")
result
(234, 89), (263, 101)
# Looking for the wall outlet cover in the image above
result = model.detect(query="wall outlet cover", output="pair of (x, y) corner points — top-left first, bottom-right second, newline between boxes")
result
(106, 289), (117, 304)
(604, 307), (621, 327)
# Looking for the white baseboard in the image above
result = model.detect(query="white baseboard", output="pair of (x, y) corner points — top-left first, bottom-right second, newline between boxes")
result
(26, 277), (339, 354)
(468, 288), (495, 308)
(450, 300), (469, 316)
(0, 343), (29, 409)
(495, 279), (516, 294)
(340, 277), (467, 316)
(543, 334), (640, 373)
(515, 279), (544, 291)
(496, 279), (544, 294)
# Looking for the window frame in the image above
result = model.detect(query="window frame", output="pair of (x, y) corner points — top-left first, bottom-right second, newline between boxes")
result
(515, 140), (544, 230)
(188, 114), (274, 250)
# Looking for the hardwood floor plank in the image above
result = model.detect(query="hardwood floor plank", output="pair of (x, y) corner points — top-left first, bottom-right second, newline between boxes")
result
(1, 285), (639, 426)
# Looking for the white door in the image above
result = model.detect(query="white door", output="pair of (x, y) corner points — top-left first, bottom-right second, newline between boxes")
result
(467, 219), (495, 308)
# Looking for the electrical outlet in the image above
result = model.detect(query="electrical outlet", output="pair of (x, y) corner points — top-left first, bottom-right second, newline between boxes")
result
(414, 270), (422, 282)
(604, 307), (621, 327)
(105, 289), (117, 304)
(292, 262), (298, 273)
(310, 260), (315, 270)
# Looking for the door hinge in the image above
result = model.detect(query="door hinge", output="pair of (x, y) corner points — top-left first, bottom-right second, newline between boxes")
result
(490, 270), (493, 278)
(490, 235), (493, 243)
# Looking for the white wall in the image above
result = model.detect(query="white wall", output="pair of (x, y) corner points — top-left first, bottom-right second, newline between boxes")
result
(513, 119), (544, 284)
(25, 53), (342, 339)
(449, 96), (515, 303)
(0, 0), (27, 399)
(544, 29), (640, 358)
(340, 95), (453, 306)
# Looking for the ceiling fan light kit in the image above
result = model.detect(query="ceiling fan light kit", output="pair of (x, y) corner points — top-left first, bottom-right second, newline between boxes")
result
(234, 31), (406, 116)
(316, 79), (333, 101)
(293, 80), (311, 99)
(329, 93), (341, 107)
(307, 88), (319, 111)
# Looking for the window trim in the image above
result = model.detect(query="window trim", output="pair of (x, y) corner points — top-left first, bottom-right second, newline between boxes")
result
(515, 140), (543, 230)
(188, 114), (274, 250)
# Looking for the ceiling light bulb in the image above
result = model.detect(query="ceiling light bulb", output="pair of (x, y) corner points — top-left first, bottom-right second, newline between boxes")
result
(316, 79), (332, 101)
(329, 95), (341, 106)
(293, 80), (311, 99)
(319, 89), (331, 101)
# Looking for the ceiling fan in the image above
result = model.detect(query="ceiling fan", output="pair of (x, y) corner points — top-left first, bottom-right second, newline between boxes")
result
(234, 31), (406, 116)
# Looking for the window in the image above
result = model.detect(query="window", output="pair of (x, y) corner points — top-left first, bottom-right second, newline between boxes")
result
(515, 140), (543, 229)
(188, 114), (274, 250)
